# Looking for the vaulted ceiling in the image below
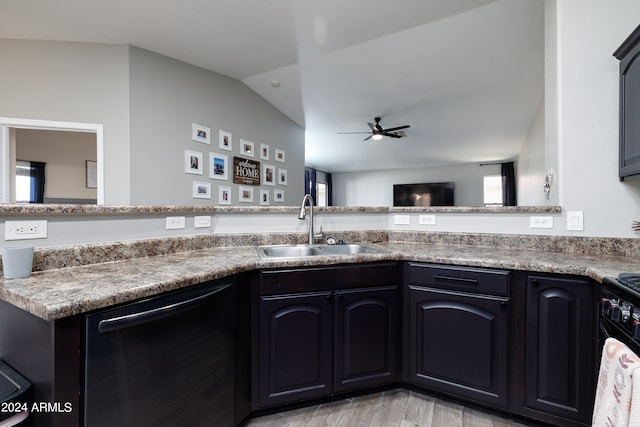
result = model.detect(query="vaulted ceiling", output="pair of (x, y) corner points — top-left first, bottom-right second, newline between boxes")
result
(0, 0), (544, 173)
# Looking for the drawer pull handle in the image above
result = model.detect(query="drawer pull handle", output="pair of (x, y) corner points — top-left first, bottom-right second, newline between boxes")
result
(434, 275), (478, 285)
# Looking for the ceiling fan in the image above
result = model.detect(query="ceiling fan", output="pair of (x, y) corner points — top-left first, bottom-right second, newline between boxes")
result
(338, 117), (411, 141)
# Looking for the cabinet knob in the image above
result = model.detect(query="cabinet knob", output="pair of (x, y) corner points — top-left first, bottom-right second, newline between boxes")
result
(531, 278), (539, 287)
(327, 294), (333, 302)
(500, 301), (508, 310)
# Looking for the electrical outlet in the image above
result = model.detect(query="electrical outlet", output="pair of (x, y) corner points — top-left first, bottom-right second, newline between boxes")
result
(529, 216), (553, 229)
(419, 214), (436, 225)
(166, 216), (186, 230)
(5, 220), (48, 240)
(394, 215), (410, 225)
(194, 216), (211, 228)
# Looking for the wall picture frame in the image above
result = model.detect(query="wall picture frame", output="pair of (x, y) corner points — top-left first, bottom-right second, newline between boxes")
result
(218, 185), (231, 205)
(185, 150), (204, 175)
(278, 168), (288, 186)
(192, 181), (211, 199)
(260, 143), (270, 160)
(209, 152), (228, 180)
(219, 130), (232, 151)
(260, 189), (270, 206)
(239, 185), (254, 203)
(262, 163), (275, 186)
(240, 139), (255, 157)
(192, 123), (211, 144)
(274, 189), (285, 203)
(275, 148), (285, 163)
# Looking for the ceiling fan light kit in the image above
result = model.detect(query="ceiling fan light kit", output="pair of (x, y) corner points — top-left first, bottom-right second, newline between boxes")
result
(338, 117), (410, 141)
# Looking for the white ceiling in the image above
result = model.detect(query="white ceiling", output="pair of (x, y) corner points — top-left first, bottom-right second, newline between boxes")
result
(0, 0), (544, 173)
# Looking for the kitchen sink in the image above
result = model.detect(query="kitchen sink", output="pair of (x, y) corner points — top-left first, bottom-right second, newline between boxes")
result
(256, 243), (389, 259)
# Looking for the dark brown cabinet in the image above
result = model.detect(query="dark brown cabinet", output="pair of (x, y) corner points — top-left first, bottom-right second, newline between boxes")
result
(520, 274), (597, 425)
(334, 286), (398, 393)
(259, 292), (333, 407)
(405, 263), (511, 409)
(614, 24), (640, 180)
(255, 263), (400, 409)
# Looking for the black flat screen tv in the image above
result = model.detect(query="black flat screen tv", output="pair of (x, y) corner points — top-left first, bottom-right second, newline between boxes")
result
(393, 182), (455, 207)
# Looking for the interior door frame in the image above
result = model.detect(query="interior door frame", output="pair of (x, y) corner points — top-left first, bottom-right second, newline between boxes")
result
(0, 117), (104, 204)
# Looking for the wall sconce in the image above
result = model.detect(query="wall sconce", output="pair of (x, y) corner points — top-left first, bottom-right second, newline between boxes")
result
(543, 168), (553, 199)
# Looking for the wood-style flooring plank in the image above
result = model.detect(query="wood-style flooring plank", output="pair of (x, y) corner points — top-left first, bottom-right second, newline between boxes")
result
(402, 390), (435, 426)
(368, 388), (411, 427)
(245, 389), (537, 427)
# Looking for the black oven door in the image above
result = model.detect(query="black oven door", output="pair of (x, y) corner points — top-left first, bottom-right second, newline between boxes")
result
(600, 286), (640, 356)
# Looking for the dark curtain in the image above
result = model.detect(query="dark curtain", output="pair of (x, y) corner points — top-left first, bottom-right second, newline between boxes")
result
(304, 167), (333, 206)
(501, 162), (516, 206)
(29, 161), (46, 203)
(304, 167), (317, 201)
(324, 173), (333, 206)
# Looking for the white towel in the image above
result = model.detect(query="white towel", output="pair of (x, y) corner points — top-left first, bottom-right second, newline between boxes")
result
(593, 338), (640, 426)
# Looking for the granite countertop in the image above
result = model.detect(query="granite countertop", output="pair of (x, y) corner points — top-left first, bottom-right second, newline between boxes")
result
(0, 242), (637, 321)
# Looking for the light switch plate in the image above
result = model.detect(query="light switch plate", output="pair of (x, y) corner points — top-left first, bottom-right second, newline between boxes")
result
(566, 211), (584, 231)
(194, 216), (211, 228)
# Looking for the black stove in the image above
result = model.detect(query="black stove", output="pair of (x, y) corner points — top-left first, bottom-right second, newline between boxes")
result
(601, 273), (640, 355)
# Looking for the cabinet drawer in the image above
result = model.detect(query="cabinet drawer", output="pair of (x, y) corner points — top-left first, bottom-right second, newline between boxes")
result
(408, 263), (509, 296)
(260, 262), (398, 295)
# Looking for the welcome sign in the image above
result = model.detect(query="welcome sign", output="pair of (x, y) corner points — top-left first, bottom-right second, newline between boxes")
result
(233, 157), (260, 185)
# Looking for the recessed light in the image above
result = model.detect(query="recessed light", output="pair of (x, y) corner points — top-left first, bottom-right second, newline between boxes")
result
(271, 80), (281, 88)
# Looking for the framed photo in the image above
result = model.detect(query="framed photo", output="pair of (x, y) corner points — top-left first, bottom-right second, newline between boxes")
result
(274, 189), (285, 203)
(209, 152), (228, 180)
(260, 189), (270, 206)
(240, 139), (255, 157)
(275, 148), (286, 163)
(260, 143), (270, 160)
(262, 163), (275, 186)
(192, 123), (211, 144)
(239, 186), (254, 203)
(278, 168), (288, 186)
(192, 181), (211, 199)
(86, 160), (97, 188)
(185, 150), (204, 175)
(218, 186), (231, 205)
(219, 130), (232, 151)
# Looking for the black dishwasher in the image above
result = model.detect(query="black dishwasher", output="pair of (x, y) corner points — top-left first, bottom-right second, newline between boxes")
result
(84, 278), (235, 427)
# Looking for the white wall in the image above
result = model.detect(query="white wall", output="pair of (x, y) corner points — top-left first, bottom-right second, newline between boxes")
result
(332, 163), (501, 207)
(517, 99), (546, 206)
(555, 0), (640, 237)
(128, 48), (305, 206)
(0, 39), (130, 204)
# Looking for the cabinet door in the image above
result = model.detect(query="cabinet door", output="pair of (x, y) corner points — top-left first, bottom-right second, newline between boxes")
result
(525, 275), (595, 423)
(408, 286), (510, 409)
(259, 292), (332, 407)
(334, 286), (398, 393)
(618, 32), (640, 179)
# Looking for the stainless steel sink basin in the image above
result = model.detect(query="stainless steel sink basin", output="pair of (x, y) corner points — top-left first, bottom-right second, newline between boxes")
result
(256, 243), (388, 258)
(258, 245), (324, 258)
(319, 244), (386, 255)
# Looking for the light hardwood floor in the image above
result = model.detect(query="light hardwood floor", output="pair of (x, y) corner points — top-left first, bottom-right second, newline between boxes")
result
(245, 389), (538, 427)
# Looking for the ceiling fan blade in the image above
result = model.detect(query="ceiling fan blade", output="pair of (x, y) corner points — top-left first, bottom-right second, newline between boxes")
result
(367, 122), (376, 131)
(337, 131), (372, 134)
(382, 125), (410, 132)
(363, 135), (373, 141)
(383, 132), (403, 138)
